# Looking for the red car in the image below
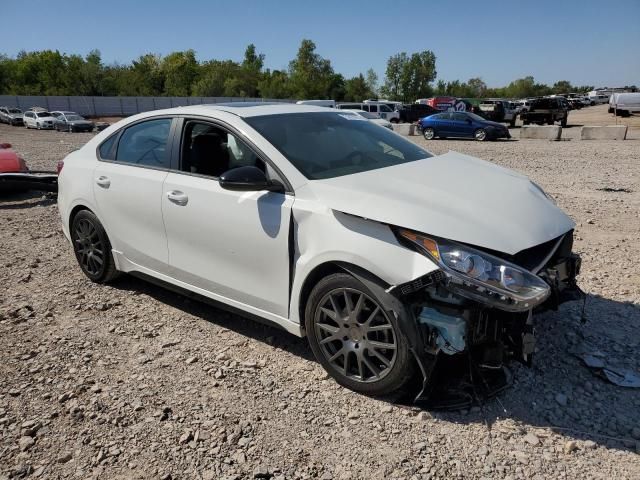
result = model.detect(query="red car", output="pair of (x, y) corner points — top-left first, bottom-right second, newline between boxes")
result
(0, 142), (58, 193)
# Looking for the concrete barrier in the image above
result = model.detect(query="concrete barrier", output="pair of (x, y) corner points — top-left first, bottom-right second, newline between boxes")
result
(394, 123), (416, 136)
(580, 125), (627, 140)
(520, 126), (562, 140)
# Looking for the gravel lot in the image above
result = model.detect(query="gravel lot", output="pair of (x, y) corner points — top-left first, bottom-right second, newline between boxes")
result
(1, 105), (639, 479)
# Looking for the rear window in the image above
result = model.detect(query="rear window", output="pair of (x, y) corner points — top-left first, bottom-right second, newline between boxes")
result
(115, 119), (172, 168)
(245, 112), (431, 180)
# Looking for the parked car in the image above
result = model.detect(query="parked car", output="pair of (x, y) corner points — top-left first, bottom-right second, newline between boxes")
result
(23, 109), (57, 129)
(418, 111), (511, 141)
(336, 102), (400, 123)
(588, 94), (610, 105)
(95, 122), (110, 132)
(608, 92), (640, 116)
(0, 107), (24, 126)
(338, 109), (393, 129)
(363, 99), (403, 112)
(568, 99), (583, 110)
(520, 97), (569, 126)
(478, 99), (517, 127)
(0, 142), (58, 193)
(398, 103), (438, 123)
(51, 111), (96, 132)
(58, 104), (581, 401)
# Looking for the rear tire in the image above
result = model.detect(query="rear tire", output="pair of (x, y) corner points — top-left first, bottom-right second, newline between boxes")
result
(305, 272), (415, 397)
(71, 210), (120, 284)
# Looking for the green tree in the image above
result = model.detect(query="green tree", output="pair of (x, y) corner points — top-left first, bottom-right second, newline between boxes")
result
(467, 77), (487, 97)
(365, 68), (378, 97)
(552, 80), (573, 94)
(381, 52), (407, 100)
(129, 54), (164, 95)
(344, 74), (373, 101)
(288, 39), (335, 99)
(192, 60), (240, 97)
(161, 50), (198, 96)
(258, 69), (291, 99)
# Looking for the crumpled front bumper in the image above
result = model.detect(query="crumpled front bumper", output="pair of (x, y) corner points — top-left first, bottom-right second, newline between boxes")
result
(391, 235), (582, 409)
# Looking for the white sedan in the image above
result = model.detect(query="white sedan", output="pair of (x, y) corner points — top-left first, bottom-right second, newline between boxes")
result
(58, 103), (581, 400)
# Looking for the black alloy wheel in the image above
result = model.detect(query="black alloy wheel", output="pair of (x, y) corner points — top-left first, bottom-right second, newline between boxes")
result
(71, 210), (119, 283)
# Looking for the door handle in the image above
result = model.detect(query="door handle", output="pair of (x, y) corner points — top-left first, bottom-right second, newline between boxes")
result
(95, 176), (111, 188)
(167, 190), (188, 206)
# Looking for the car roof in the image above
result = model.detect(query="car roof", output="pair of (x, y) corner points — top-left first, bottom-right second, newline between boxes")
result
(164, 102), (332, 118)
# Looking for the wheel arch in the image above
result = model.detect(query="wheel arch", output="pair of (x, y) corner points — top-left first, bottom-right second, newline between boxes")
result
(296, 261), (391, 337)
(68, 204), (94, 233)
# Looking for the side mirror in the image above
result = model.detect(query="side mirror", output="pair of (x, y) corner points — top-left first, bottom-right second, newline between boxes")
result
(0, 143), (11, 149)
(219, 166), (284, 193)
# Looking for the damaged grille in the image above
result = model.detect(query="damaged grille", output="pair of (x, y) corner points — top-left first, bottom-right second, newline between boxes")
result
(397, 270), (446, 295)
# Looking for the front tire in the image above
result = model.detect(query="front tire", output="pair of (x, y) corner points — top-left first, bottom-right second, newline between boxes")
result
(305, 273), (414, 397)
(474, 128), (487, 141)
(71, 210), (119, 283)
(423, 127), (435, 140)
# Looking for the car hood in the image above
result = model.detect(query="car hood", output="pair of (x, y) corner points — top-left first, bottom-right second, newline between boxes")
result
(306, 151), (574, 255)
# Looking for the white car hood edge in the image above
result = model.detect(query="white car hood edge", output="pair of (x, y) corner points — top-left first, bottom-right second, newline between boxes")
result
(306, 151), (575, 256)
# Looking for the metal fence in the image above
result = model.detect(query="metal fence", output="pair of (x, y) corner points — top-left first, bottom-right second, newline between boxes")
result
(0, 95), (295, 117)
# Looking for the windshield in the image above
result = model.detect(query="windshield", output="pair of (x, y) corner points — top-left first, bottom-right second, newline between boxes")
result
(66, 115), (84, 121)
(245, 112), (431, 180)
(9, 108), (22, 114)
(465, 112), (487, 122)
(36, 112), (52, 117)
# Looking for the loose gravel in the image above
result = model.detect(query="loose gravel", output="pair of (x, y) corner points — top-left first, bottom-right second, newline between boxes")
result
(1, 106), (639, 479)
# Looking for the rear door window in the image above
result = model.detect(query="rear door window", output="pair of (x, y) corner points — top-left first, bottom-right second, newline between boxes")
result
(114, 118), (172, 168)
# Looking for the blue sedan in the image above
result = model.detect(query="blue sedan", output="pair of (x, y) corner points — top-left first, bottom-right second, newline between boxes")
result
(418, 111), (511, 141)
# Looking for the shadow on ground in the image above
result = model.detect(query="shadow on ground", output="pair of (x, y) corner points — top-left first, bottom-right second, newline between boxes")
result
(0, 190), (56, 209)
(112, 273), (640, 454)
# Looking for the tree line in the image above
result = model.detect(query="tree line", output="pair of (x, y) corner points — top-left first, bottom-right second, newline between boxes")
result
(0, 40), (601, 101)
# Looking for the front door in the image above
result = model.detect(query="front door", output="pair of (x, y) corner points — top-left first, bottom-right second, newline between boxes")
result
(162, 119), (294, 318)
(92, 117), (174, 274)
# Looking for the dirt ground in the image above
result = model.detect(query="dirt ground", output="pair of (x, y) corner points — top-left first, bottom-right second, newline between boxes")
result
(1, 105), (639, 479)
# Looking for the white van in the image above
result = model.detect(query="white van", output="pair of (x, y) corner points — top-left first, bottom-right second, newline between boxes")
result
(296, 100), (336, 108)
(609, 92), (640, 116)
(363, 99), (403, 112)
(336, 102), (400, 123)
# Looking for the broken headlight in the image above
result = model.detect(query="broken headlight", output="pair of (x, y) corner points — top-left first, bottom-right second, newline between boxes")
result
(398, 229), (551, 311)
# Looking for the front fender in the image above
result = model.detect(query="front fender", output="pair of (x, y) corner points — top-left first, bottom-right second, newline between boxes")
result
(289, 203), (438, 325)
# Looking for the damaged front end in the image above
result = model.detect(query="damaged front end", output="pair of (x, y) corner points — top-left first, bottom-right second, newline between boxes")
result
(390, 229), (582, 409)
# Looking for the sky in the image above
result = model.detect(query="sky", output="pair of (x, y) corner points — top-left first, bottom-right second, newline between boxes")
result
(2, 0), (639, 88)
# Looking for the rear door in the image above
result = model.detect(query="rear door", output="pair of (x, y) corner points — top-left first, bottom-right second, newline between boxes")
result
(92, 117), (175, 274)
(437, 112), (454, 135)
(161, 118), (294, 318)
